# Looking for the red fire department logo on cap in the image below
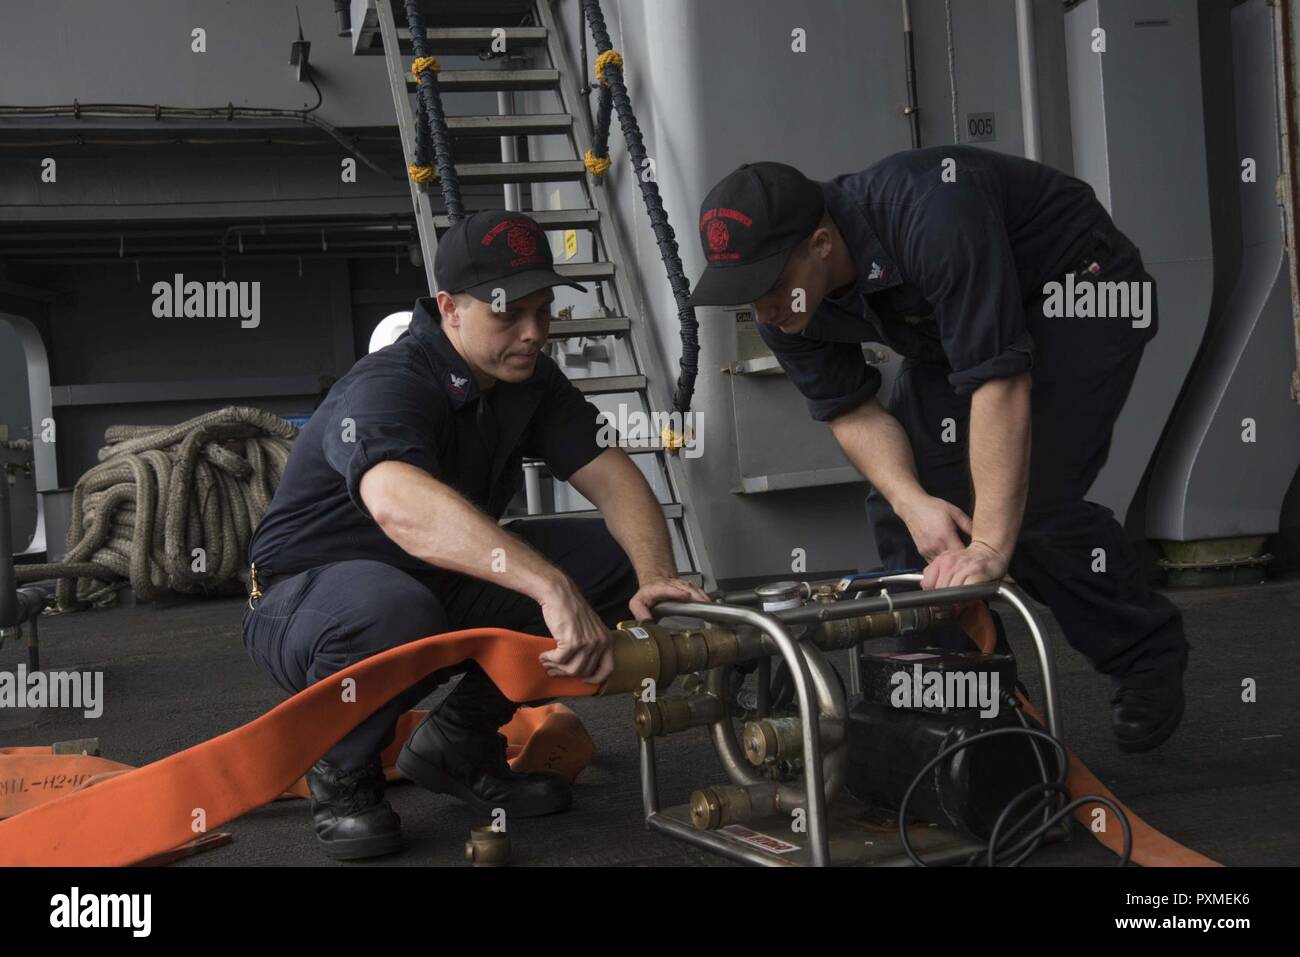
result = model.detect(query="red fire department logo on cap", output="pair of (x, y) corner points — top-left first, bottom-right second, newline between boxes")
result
(481, 218), (545, 266)
(700, 206), (752, 261)
(706, 219), (730, 253)
(507, 225), (537, 258)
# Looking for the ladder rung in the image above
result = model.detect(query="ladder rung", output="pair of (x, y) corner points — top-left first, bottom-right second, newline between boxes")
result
(359, 26), (550, 55)
(507, 503), (684, 522)
(445, 113), (573, 137)
(407, 69), (559, 93)
(554, 262), (615, 282)
(573, 374), (646, 394)
(453, 160), (586, 185)
(548, 317), (631, 338)
(523, 208), (600, 229)
(433, 208), (598, 231)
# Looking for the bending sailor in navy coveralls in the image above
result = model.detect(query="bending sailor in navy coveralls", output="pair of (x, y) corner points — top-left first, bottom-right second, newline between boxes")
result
(243, 210), (709, 860)
(689, 148), (1189, 753)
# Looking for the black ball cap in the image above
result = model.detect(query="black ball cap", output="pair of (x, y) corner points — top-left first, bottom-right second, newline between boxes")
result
(688, 162), (825, 307)
(434, 209), (588, 303)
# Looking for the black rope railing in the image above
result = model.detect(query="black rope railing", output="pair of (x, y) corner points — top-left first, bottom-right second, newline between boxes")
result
(591, 69), (613, 167)
(404, 0), (465, 223)
(581, 0), (700, 419)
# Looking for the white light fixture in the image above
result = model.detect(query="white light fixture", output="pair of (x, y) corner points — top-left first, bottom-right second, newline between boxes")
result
(368, 310), (412, 354)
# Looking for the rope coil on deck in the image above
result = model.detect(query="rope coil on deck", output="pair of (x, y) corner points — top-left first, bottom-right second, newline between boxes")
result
(15, 407), (297, 610)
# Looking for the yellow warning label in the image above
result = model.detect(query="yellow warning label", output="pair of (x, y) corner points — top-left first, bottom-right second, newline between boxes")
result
(564, 229), (578, 260)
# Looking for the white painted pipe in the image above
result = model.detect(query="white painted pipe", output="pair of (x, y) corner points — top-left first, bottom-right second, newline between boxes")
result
(1015, 0), (1043, 160)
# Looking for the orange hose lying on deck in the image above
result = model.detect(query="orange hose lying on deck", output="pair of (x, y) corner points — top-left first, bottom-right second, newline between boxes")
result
(0, 628), (596, 866)
(0, 747), (137, 819)
(278, 703), (594, 799)
(2, 701), (594, 816)
(0, 608), (1218, 866)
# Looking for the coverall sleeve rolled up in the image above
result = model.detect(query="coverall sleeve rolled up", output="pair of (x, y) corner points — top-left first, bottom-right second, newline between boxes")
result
(756, 321), (883, 422)
(321, 371), (445, 518)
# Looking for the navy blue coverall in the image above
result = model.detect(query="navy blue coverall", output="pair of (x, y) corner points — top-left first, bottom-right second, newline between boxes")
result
(759, 146), (1188, 685)
(242, 298), (638, 770)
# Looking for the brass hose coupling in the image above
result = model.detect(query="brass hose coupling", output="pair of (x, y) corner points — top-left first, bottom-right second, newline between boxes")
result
(464, 825), (510, 866)
(634, 695), (726, 738)
(599, 620), (743, 696)
(689, 783), (780, 830)
(812, 603), (961, 650)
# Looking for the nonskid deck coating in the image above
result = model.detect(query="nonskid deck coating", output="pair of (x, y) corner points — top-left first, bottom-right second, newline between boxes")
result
(1, 576), (1296, 867)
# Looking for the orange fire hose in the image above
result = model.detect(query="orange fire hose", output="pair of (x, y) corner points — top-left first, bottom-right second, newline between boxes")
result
(0, 605), (1217, 866)
(0, 628), (595, 866)
(0, 701), (592, 818)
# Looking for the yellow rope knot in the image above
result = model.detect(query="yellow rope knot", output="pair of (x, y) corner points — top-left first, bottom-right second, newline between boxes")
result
(584, 148), (611, 177)
(660, 427), (686, 451)
(408, 163), (437, 184)
(410, 56), (441, 81)
(594, 49), (623, 84)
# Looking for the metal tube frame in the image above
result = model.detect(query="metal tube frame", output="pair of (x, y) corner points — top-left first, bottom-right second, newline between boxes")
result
(647, 601), (831, 865)
(702, 640), (848, 809)
(638, 574), (1062, 867)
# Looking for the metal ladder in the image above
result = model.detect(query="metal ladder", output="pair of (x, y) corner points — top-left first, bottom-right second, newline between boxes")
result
(350, 0), (715, 588)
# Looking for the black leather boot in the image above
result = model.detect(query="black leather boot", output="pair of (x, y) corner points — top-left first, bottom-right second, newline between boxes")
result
(396, 664), (571, 818)
(1111, 652), (1187, 752)
(306, 756), (403, 861)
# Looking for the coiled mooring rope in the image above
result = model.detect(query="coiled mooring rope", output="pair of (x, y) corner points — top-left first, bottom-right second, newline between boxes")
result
(581, 0), (700, 421)
(15, 407), (297, 610)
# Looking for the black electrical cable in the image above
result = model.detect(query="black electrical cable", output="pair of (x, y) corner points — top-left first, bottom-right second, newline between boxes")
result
(581, 0), (700, 418)
(302, 62), (325, 115)
(949, 703), (1058, 867)
(896, 720), (1064, 868)
(985, 784), (1134, 868)
(897, 703), (1134, 867)
(992, 705), (1058, 864)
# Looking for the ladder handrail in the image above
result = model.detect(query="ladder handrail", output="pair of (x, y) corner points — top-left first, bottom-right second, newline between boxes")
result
(373, 0), (439, 292)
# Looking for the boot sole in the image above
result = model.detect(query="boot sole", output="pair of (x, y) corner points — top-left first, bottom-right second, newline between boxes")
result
(1115, 693), (1185, 753)
(316, 830), (404, 862)
(396, 742), (571, 818)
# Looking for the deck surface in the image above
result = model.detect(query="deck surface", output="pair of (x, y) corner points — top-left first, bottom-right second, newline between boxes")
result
(2, 575), (1296, 867)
